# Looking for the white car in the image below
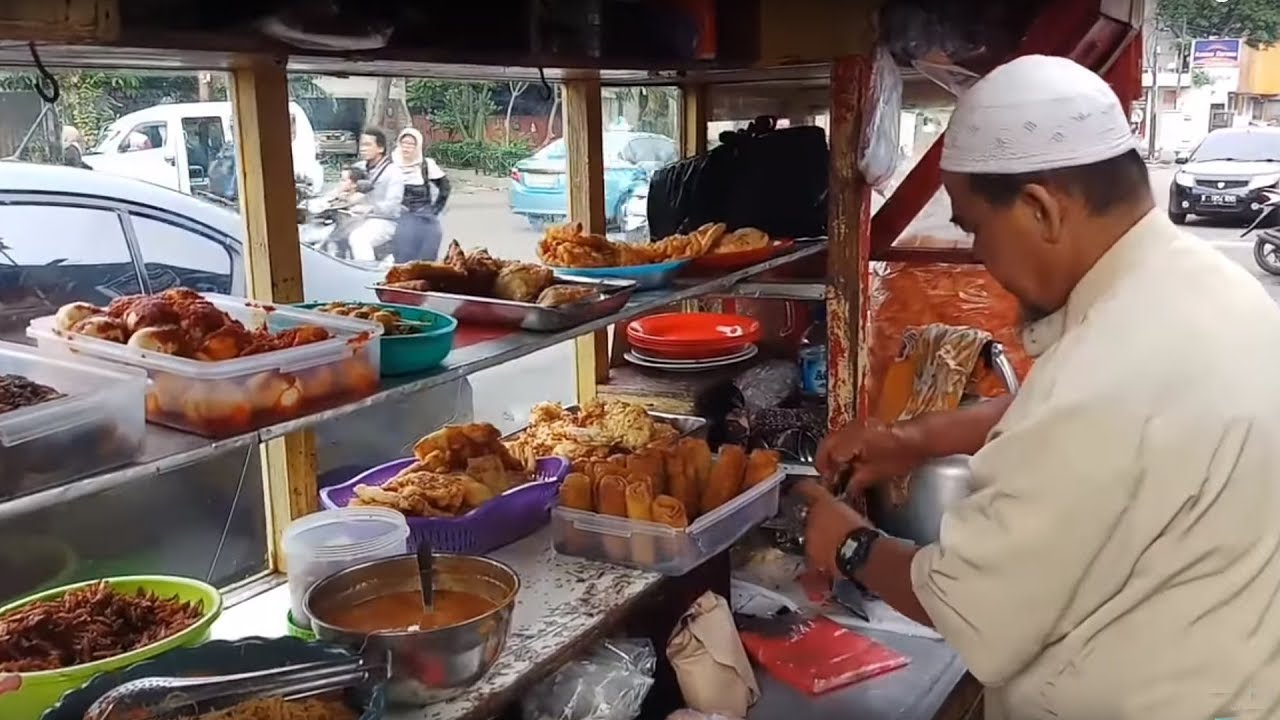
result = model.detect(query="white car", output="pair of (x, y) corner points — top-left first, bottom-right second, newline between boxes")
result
(0, 160), (472, 475)
(0, 161), (380, 332)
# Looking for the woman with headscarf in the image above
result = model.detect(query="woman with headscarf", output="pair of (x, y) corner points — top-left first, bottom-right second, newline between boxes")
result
(390, 127), (450, 261)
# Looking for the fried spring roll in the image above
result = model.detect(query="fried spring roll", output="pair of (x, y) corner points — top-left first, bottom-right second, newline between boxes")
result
(665, 446), (699, 519)
(684, 438), (714, 498)
(559, 472), (595, 511)
(743, 448), (782, 490)
(702, 444), (747, 512)
(625, 449), (667, 496)
(625, 478), (656, 565)
(595, 475), (629, 517)
(650, 494), (689, 529)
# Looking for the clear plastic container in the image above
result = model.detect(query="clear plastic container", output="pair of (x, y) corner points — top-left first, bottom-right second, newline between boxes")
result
(27, 293), (382, 438)
(551, 469), (786, 576)
(0, 340), (146, 500)
(282, 507), (410, 628)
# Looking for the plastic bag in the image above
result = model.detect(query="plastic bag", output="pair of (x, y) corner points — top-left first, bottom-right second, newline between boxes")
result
(739, 614), (909, 695)
(860, 47), (904, 192)
(523, 639), (657, 720)
(866, 262), (1033, 413)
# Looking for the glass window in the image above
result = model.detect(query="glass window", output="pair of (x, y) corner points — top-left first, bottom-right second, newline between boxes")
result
(119, 122), (167, 152)
(1191, 129), (1280, 162)
(130, 214), (235, 294)
(0, 442), (269, 605)
(0, 204), (140, 338)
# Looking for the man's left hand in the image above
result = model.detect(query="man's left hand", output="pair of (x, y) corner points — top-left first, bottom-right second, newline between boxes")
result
(801, 483), (873, 576)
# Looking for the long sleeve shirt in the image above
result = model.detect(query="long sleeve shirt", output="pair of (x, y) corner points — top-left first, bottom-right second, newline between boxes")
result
(911, 208), (1280, 720)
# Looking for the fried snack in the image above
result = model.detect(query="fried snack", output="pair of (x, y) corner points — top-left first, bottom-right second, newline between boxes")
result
(626, 472), (655, 498)
(536, 284), (598, 307)
(595, 475), (629, 517)
(442, 240), (507, 295)
(504, 399), (679, 465)
(414, 424), (524, 472)
(650, 495), (690, 529)
(559, 472), (595, 511)
(710, 227), (770, 254)
(460, 477), (496, 508)
(0, 581), (203, 672)
(743, 448), (782, 489)
(466, 454), (526, 494)
(681, 438), (714, 499)
(625, 449), (666, 496)
(537, 222), (619, 268)
(493, 262), (556, 303)
(625, 478), (657, 565)
(648, 222), (726, 260)
(665, 447), (699, 519)
(383, 260), (469, 288)
(702, 444), (747, 513)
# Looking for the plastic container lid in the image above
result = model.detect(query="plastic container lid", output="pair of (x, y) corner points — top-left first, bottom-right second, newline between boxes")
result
(282, 507), (409, 562)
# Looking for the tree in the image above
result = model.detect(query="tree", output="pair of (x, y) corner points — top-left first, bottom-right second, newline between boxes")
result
(405, 80), (496, 141)
(1155, 0), (1280, 48)
(544, 84), (561, 144)
(504, 81), (530, 143)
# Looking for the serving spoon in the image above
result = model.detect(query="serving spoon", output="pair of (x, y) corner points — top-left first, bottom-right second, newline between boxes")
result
(417, 541), (434, 611)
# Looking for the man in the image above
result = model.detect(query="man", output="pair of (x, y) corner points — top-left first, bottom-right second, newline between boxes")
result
(804, 54), (1280, 719)
(348, 126), (404, 262)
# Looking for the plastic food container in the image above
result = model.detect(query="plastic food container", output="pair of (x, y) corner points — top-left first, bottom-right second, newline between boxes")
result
(0, 341), (145, 500)
(551, 468), (786, 576)
(27, 294), (382, 438)
(294, 301), (456, 377)
(281, 507), (409, 629)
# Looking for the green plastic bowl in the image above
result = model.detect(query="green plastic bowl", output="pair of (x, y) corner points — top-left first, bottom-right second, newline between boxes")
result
(296, 302), (457, 377)
(0, 575), (223, 720)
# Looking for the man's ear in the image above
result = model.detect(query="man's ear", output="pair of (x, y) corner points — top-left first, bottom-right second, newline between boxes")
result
(1021, 182), (1065, 246)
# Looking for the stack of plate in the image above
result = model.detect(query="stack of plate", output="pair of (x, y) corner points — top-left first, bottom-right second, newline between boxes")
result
(624, 313), (762, 372)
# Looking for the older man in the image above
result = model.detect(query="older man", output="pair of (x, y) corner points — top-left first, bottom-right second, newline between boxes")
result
(804, 54), (1280, 719)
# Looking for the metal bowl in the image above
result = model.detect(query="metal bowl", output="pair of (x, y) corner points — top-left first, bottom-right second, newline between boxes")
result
(305, 553), (519, 706)
(866, 454), (974, 545)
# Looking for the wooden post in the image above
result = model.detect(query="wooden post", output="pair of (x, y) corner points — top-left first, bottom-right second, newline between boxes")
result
(680, 83), (708, 157)
(230, 55), (318, 571)
(0, 0), (117, 43)
(826, 55), (873, 497)
(565, 76), (610, 403)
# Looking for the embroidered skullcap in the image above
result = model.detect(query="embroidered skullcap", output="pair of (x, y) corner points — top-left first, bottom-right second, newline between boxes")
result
(940, 54), (1137, 174)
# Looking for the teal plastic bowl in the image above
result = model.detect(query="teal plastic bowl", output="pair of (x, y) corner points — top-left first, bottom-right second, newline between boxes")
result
(297, 302), (457, 377)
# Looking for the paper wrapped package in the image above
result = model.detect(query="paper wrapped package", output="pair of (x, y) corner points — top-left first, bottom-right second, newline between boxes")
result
(666, 592), (760, 717)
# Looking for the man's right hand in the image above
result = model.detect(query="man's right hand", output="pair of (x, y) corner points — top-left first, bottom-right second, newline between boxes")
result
(816, 419), (925, 495)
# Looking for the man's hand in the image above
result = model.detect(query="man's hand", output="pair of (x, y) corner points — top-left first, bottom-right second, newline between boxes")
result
(797, 482), (872, 576)
(816, 418), (925, 495)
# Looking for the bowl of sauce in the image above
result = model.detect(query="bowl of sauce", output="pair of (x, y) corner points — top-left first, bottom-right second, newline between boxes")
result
(305, 553), (519, 706)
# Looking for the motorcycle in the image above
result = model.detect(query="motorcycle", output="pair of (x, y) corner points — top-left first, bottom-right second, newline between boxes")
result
(619, 182), (650, 244)
(1246, 188), (1280, 276)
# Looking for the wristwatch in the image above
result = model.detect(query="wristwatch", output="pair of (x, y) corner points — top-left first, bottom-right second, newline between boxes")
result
(835, 527), (882, 580)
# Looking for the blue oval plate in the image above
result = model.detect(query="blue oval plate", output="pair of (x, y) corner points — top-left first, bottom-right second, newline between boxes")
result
(546, 259), (688, 290)
(40, 637), (385, 720)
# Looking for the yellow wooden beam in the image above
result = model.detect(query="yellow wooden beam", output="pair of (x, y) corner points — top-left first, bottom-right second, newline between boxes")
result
(230, 55), (318, 572)
(680, 83), (709, 158)
(0, 0), (117, 43)
(565, 77), (609, 404)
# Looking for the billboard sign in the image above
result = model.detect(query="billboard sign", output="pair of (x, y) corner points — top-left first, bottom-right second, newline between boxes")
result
(1191, 39), (1242, 68)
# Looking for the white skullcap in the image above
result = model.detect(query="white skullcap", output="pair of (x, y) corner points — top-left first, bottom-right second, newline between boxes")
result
(940, 54), (1137, 174)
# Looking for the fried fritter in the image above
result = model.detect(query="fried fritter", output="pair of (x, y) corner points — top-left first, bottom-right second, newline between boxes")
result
(536, 284), (598, 308)
(493, 263), (556, 303)
(382, 260), (469, 290)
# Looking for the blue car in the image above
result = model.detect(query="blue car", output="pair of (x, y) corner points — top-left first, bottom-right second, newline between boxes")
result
(508, 130), (678, 231)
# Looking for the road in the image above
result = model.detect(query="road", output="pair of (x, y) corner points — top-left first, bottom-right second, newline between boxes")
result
(457, 165), (1280, 424)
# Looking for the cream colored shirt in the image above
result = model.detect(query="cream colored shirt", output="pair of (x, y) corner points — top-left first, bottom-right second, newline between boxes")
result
(911, 208), (1280, 720)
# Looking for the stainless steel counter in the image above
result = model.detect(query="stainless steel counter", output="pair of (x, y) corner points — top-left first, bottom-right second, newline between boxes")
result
(748, 631), (969, 720)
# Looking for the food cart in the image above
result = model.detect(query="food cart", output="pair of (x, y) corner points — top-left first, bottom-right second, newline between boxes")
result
(0, 0), (1142, 719)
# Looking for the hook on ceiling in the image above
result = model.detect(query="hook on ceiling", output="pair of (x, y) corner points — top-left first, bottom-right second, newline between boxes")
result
(538, 67), (553, 100)
(27, 43), (60, 104)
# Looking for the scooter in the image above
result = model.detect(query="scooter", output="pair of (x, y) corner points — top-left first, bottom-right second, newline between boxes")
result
(1246, 188), (1280, 276)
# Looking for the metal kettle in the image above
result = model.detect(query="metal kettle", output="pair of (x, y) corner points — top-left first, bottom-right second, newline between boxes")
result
(865, 340), (1019, 545)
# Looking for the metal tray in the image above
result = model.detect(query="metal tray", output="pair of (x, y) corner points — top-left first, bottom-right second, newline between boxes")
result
(370, 274), (636, 333)
(503, 405), (707, 442)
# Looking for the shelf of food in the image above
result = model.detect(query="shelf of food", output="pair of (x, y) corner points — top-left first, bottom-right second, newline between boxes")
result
(0, 239), (827, 519)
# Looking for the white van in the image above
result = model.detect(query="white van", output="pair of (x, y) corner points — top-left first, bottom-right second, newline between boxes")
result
(83, 101), (324, 195)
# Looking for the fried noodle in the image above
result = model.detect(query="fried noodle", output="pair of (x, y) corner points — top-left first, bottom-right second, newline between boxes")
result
(180, 697), (358, 720)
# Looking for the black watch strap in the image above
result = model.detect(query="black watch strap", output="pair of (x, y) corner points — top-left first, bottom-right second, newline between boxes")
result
(835, 527), (882, 580)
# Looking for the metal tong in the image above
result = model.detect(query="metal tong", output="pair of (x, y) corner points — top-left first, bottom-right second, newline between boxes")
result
(83, 654), (387, 720)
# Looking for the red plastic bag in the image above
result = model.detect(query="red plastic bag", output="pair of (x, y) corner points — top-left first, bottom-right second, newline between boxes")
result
(740, 615), (909, 695)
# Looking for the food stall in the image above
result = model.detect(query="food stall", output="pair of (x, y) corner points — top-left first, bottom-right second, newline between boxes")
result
(0, 1), (1142, 719)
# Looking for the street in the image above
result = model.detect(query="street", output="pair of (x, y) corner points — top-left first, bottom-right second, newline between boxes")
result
(455, 164), (1280, 425)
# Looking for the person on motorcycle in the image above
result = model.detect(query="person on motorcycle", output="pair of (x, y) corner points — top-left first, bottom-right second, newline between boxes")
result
(348, 126), (404, 263)
(391, 128), (450, 261)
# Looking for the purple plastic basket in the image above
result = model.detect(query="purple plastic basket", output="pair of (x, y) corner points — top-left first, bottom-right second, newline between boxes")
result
(318, 456), (571, 555)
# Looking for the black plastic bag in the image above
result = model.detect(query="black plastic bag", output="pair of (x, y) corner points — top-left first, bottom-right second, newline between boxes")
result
(648, 117), (828, 241)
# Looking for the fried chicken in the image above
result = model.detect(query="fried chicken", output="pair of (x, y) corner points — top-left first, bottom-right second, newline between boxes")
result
(537, 221), (726, 268)
(493, 263), (555, 303)
(382, 260), (469, 291)
(505, 399), (679, 465)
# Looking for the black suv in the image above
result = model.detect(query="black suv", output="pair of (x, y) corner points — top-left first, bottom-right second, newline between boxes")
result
(1168, 127), (1280, 225)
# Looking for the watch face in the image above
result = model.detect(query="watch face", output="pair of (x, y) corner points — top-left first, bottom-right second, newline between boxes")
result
(836, 528), (878, 579)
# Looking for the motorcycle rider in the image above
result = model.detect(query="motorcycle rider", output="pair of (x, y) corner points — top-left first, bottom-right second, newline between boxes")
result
(391, 127), (450, 261)
(348, 126), (404, 263)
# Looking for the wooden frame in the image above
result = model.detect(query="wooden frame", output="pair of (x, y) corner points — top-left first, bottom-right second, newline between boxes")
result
(564, 76), (610, 404)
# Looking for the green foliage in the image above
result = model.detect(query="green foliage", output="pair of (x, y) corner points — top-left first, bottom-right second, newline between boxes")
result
(405, 80), (496, 141)
(430, 139), (531, 175)
(1156, 0), (1280, 48)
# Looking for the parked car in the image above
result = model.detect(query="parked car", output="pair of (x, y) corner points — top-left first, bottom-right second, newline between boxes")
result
(1168, 127), (1280, 225)
(508, 131), (677, 231)
(0, 161), (380, 340)
(83, 101), (325, 197)
(315, 129), (359, 158)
